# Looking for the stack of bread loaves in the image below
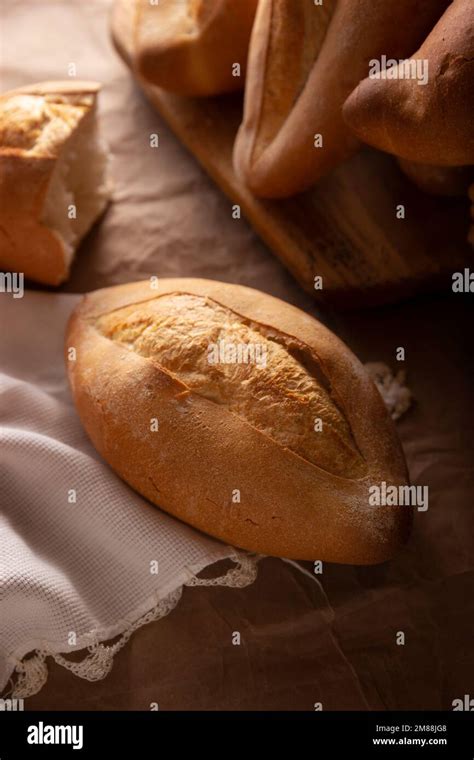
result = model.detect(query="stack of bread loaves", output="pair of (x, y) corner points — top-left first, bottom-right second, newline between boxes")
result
(2, 1), (471, 286)
(112, 0), (473, 205)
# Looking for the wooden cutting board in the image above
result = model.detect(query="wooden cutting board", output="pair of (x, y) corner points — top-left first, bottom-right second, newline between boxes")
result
(111, 2), (472, 308)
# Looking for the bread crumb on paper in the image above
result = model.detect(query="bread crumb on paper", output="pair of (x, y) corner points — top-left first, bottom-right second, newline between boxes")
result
(365, 362), (412, 421)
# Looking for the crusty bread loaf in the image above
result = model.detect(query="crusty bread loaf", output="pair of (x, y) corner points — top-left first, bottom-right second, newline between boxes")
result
(234, 0), (449, 198)
(112, 0), (258, 97)
(0, 81), (110, 286)
(343, 0), (474, 166)
(66, 278), (411, 563)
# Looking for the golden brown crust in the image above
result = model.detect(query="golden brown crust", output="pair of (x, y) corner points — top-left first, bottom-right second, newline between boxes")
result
(95, 293), (367, 479)
(234, 0), (450, 198)
(112, 0), (258, 97)
(247, 0), (337, 166)
(66, 278), (411, 563)
(343, 0), (474, 166)
(0, 80), (101, 286)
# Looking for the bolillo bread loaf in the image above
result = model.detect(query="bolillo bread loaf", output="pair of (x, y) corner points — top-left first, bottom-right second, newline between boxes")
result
(233, 0), (449, 199)
(0, 81), (111, 286)
(343, 0), (474, 166)
(66, 278), (411, 564)
(112, 0), (259, 97)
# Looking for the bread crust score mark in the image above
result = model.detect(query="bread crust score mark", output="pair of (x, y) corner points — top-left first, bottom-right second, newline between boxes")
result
(66, 279), (411, 563)
(95, 292), (367, 479)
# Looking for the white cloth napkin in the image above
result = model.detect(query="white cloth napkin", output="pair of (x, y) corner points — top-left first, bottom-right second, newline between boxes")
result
(0, 291), (251, 697)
